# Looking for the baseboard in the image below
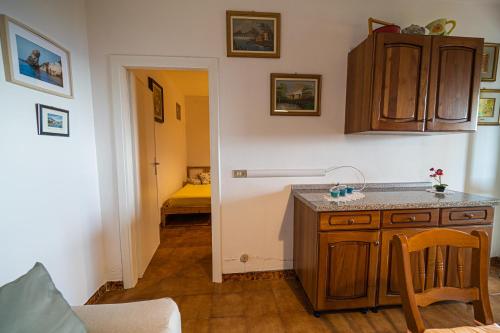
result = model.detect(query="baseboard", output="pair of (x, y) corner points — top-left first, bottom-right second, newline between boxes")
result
(222, 269), (295, 282)
(85, 281), (124, 305)
(492, 257), (500, 267)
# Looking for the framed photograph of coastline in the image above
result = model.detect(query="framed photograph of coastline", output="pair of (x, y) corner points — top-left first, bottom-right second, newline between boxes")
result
(478, 89), (500, 125)
(270, 73), (322, 116)
(481, 43), (499, 82)
(226, 11), (280, 58)
(148, 77), (164, 123)
(0, 15), (73, 98)
(36, 104), (70, 136)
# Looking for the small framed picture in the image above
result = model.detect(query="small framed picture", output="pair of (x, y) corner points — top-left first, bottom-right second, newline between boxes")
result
(478, 89), (500, 125)
(226, 10), (280, 58)
(481, 43), (499, 82)
(0, 15), (73, 98)
(176, 103), (181, 120)
(36, 104), (69, 136)
(148, 77), (164, 123)
(270, 73), (322, 116)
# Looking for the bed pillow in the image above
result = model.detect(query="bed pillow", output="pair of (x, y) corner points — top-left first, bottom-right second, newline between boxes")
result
(0, 262), (87, 333)
(186, 177), (202, 185)
(198, 172), (211, 184)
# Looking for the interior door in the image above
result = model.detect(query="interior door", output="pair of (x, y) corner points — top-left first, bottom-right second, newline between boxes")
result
(371, 33), (431, 131)
(317, 231), (379, 310)
(129, 72), (161, 277)
(426, 36), (483, 131)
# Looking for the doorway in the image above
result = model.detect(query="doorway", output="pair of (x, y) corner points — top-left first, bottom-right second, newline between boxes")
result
(109, 56), (222, 288)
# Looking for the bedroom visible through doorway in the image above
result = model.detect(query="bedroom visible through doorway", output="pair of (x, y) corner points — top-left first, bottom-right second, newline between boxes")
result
(128, 68), (212, 284)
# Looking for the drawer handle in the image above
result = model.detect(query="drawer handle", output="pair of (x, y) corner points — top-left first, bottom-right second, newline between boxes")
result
(464, 213), (475, 219)
(407, 216), (416, 222)
(348, 219), (355, 225)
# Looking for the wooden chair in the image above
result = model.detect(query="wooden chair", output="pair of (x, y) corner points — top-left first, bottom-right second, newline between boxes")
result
(393, 229), (499, 333)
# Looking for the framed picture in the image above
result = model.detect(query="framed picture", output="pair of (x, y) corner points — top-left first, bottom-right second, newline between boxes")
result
(481, 43), (499, 82)
(148, 77), (164, 123)
(36, 104), (69, 136)
(478, 89), (500, 125)
(176, 103), (181, 120)
(270, 73), (322, 116)
(0, 15), (73, 98)
(226, 11), (280, 58)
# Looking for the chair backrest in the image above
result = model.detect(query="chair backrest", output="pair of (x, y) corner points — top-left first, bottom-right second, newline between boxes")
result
(393, 228), (493, 333)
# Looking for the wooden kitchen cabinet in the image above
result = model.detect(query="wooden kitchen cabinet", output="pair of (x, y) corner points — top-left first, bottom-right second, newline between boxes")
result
(293, 200), (495, 313)
(345, 33), (483, 133)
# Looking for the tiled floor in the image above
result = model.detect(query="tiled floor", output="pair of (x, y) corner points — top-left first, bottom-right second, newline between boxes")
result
(97, 219), (500, 332)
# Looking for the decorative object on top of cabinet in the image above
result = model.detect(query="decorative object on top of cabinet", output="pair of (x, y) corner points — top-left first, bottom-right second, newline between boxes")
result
(345, 33), (483, 133)
(36, 104), (69, 137)
(478, 89), (500, 125)
(368, 17), (400, 34)
(426, 18), (456, 35)
(481, 43), (499, 82)
(429, 168), (447, 192)
(0, 15), (73, 98)
(402, 24), (426, 35)
(226, 11), (280, 58)
(148, 77), (164, 123)
(270, 73), (321, 116)
(176, 103), (181, 121)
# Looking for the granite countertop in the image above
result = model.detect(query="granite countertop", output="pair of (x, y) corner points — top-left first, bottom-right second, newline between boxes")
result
(292, 182), (500, 212)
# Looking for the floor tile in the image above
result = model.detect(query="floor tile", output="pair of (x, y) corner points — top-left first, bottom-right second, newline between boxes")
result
(244, 289), (279, 317)
(209, 317), (247, 333)
(246, 314), (285, 333)
(211, 293), (246, 318)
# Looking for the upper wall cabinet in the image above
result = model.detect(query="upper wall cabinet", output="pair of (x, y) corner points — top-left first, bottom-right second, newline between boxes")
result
(345, 33), (483, 134)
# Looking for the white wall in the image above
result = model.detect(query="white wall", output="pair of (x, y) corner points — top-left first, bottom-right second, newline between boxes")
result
(86, 0), (500, 277)
(186, 96), (210, 166)
(0, 0), (104, 304)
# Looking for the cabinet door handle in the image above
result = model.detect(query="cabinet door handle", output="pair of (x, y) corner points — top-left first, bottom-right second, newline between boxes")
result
(374, 241), (380, 246)
(464, 213), (474, 218)
(347, 219), (355, 225)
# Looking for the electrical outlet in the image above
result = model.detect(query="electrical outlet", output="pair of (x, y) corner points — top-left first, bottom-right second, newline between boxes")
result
(240, 254), (249, 263)
(232, 170), (247, 178)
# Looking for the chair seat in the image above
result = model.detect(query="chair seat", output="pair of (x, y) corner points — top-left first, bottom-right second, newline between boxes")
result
(424, 324), (500, 333)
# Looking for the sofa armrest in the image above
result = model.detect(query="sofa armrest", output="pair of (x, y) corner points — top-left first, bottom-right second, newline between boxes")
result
(72, 298), (180, 333)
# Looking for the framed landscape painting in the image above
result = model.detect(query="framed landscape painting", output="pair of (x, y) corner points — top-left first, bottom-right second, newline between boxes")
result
(481, 43), (499, 82)
(270, 73), (322, 116)
(148, 77), (164, 123)
(36, 104), (69, 136)
(226, 11), (280, 58)
(478, 89), (500, 125)
(0, 15), (73, 98)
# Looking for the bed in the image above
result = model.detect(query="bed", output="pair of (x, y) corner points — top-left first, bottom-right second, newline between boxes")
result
(161, 167), (211, 225)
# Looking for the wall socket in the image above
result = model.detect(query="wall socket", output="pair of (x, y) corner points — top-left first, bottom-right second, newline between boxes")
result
(240, 254), (249, 263)
(232, 170), (247, 178)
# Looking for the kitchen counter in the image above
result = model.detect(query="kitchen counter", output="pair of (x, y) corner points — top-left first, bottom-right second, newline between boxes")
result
(292, 182), (500, 212)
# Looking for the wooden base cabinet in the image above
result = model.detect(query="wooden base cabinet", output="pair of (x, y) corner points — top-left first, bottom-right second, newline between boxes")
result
(293, 200), (495, 312)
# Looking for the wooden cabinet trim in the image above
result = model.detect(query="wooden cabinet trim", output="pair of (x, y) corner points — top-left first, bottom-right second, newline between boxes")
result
(319, 211), (380, 231)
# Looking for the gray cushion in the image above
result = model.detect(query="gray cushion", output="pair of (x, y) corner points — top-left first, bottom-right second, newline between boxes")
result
(0, 262), (87, 333)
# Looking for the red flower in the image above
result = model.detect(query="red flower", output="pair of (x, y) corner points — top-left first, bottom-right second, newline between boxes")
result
(430, 174), (436, 178)
(429, 168), (435, 171)
(435, 169), (443, 176)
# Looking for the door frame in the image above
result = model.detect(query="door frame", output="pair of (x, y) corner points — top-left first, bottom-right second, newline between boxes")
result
(110, 55), (222, 287)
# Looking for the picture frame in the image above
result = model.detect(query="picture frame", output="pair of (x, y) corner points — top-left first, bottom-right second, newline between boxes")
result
(478, 89), (500, 125)
(0, 15), (73, 98)
(481, 43), (499, 82)
(36, 104), (70, 136)
(176, 103), (181, 120)
(148, 77), (164, 123)
(226, 10), (280, 58)
(270, 73), (322, 116)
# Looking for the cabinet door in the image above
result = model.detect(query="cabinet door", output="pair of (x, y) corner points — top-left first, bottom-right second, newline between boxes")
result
(426, 36), (483, 131)
(371, 33), (431, 131)
(317, 231), (379, 310)
(379, 228), (428, 305)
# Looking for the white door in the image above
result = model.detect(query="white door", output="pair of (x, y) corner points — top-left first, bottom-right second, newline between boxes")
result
(129, 72), (161, 278)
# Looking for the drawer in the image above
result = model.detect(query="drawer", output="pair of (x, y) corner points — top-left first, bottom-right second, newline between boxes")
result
(319, 211), (380, 231)
(440, 207), (493, 226)
(382, 209), (439, 228)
